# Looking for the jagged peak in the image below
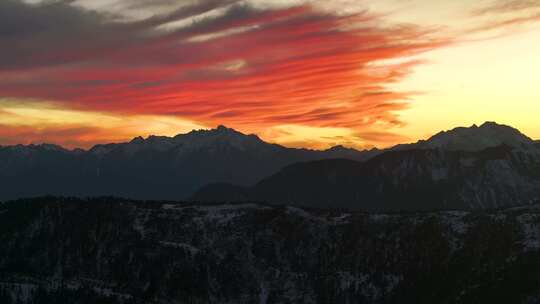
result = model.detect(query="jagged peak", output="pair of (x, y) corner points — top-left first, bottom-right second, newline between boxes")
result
(181, 125), (263, 142)
(480, 121), (503, 128)
(21, 143), (66, 150)
(216, 124), (231, 131)
(130, 136), (145, 144)
(421, 121), (533, 151)
(435, 121), (530, 138)
(214, 125), (246, 136)
(326, 145), (358, 152)
(36, 143), (68, 151)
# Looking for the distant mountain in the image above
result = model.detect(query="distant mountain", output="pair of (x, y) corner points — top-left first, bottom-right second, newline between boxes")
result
(395, 122), (534, 151)
(1, 122), (538, 207)
(0, 126), (372, 201)
(193, 123), (540, 211)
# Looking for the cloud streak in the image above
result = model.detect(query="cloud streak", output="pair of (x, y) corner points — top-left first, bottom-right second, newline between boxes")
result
(473, 0), (540, 15)
(1, 0), (537, 148)
(0, 0), (446, 145)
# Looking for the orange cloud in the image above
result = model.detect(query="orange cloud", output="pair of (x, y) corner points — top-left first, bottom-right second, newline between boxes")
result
(354, 130), (409, 145)
(4, 0), (539, 149)
(0, 0), (456, 147)
(0, 3), (448, 149)
(0, 124), (107, 148)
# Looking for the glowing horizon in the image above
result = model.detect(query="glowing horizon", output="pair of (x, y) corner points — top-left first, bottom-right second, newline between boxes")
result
(1, 0), (539, 149)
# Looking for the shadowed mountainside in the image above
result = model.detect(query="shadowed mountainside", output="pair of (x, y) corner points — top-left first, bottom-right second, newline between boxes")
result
(2, 197), (540, 303)
(192, 145), (540, 211)
(193, 123), (540, 211)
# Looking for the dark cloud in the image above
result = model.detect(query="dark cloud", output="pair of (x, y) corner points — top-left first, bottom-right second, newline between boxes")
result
(0, 0), (268, 69)
(0, 0), (140, 69)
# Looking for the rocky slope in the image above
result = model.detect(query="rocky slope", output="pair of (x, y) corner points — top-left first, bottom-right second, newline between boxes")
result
(3, 197), (540, 303)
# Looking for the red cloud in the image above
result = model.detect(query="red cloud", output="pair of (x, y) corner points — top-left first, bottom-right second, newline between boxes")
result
(0, 3), (447, 147)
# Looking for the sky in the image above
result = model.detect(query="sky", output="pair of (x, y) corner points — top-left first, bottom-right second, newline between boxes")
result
(0, 0), (539, 149)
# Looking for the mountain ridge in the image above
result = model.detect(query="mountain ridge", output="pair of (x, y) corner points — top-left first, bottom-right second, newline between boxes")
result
(2, 121), (536, 154)
(0, 125), (373, 202)
(394, 121), (535, 151)
(192, 143), (540, 211)
(1, 121), (538, 208)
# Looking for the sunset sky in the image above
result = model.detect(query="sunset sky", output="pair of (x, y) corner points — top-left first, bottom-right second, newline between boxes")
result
(1, 0), (539, 149)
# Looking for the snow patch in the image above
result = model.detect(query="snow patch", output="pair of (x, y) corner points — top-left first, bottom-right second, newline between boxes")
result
(517, 214), (540, 250)
(133, 210), (150, 239)
(159, 241), (200, 254)
(286, 207), (325, 222)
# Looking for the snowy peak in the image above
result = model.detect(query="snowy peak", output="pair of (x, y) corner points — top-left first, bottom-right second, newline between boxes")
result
(179, 125), (259, 141)
(0, 143), (70, 154)
(216, 124), (241, 134)
(414, 121), (534, 151)
(130, 136), (145, 144)
(325, 145), (357, 153)
(173, 125), (269, 152)
(87, 126), (268, 156)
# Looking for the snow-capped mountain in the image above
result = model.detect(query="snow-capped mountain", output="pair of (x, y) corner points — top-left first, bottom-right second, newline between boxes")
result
(89, 125), (272, 156)
(1, 122), (538, 209)
(0, 126), (370, 201)
(193, 123), (540, 211)
(395, 122), (534, 151)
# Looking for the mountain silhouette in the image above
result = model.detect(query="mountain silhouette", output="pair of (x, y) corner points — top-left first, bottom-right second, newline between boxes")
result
(395, 121), (534, 151)
(1, 122), (538, 209)
(192, 122), (540, 211)
(0, 126), (373, 201)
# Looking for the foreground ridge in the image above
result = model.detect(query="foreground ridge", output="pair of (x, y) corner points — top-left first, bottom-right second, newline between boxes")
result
(2, 196), (540, 303)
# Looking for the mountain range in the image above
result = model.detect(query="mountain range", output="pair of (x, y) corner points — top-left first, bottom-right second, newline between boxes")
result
(192, 122), (540, 211)
(0, 126), (375, 202)
(1, 122), (539, 211)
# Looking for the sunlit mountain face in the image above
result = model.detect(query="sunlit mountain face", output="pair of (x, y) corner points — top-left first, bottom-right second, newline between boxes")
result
(1, 0), (539, 150)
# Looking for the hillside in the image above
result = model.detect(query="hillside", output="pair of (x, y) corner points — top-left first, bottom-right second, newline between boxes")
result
(193, 145), (540, 211)
(2, 197), (540, 303)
